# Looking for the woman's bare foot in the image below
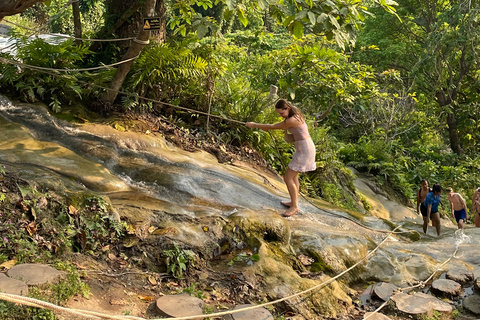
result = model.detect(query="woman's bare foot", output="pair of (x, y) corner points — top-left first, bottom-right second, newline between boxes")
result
(282, 207), (299, 217)
(281, 200), (292, 207)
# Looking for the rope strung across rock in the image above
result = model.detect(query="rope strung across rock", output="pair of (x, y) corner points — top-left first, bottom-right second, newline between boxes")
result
(267, 131), (415, 235)
(0, 226), (398, 320)
(2, 19), (136, 42)
(363, 236), (461, 320)
(0, 57), (247, 125)
(0, 55), (415, 236)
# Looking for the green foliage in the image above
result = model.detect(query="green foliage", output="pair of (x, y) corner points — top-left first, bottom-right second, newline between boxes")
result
(123, 41), (208, 111)
(59, 196), (127, 254)
(0, 35), (91, 112)
(0, 301), (57, 320)
(164, 243), (195, 279)
(182, 282), (206, 299)
(50, 262), (90, 303)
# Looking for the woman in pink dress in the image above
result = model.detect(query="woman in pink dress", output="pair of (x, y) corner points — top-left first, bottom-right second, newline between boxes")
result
(246, 99), (316, 217)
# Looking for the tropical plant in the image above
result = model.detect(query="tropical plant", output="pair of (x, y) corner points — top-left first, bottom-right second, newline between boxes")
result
(0, 35), (90, 112)
(164, 243), (195, 279)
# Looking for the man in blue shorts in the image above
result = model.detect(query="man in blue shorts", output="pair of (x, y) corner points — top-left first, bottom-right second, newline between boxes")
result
(446, 187), (467, 229)
(424, 184), (442, 236)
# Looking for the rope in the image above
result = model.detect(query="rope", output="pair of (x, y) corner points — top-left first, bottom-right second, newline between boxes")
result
(0, 57), (247, 125)
(2, 19), (136, 42)
(0, 56), (139, 72)
(0, 226), (398, 320)
(363, 240), (460, 319)
(266, 132), (415, 235)
(132, 38), (150, 45)
(0, 0), (80, 54)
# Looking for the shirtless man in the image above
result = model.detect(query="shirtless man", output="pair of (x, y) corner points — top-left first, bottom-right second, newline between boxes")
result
(446, 188), (467, 229)
(472, 187), (480, 227)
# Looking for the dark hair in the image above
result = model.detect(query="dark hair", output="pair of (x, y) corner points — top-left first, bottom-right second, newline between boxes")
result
(420, 179), (427, 183)
(275, 99), (304, 121)
(432, 184), (442, 193)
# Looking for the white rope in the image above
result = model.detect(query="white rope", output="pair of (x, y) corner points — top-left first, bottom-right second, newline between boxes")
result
(132, 38), (150, 45)
(2, 19), (136, 42)
(0, 55), (139, 72)
(363, 241), (459, 319)
(0, 227), (399, 320)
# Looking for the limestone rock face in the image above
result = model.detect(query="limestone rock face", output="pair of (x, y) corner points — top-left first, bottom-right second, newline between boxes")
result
(224, 304), (274, 320)
(446, 267), (474, 284)
(0, 273), (28, 296)
(156, 293), (205, 318)
(372, 282), (399, 301)
(463, 295), (480, 315)
(7, 264), (63, 285)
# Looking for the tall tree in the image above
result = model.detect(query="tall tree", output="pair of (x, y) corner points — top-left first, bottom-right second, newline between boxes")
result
(355, 0), (480, 155)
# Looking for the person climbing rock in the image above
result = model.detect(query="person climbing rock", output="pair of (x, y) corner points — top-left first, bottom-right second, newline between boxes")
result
(424, 184), (442, 236)
(246, 99), (316, 217)
(472, 187), (480, 227)
(417, 179), (430, 216)
(445, 187), (467, 229)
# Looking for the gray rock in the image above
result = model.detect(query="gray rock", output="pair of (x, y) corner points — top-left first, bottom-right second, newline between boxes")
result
(0, 273), (28, 296)
(7, 264), (63, 285)
(156, 293), (204, 318)
(474, 277), (480, 292)
(446, 267), (474, 283)
(372, 282), (399, 301)
(463, 295), (480, 315)
(363, 312), (392, 320)
(414, 293), (452, 314)
(431, 279), (462, 296)
(391, 292), (433, 317)
(224, 304), (274, 320)
(391, 292), (452, 317)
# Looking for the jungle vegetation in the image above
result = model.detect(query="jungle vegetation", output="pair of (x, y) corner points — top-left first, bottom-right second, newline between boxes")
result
(0, 0), (479, 217)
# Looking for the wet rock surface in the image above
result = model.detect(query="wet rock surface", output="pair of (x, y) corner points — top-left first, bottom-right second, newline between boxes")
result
(390, 291), (452, 317)
(431, 278), (463, 296)
(446, 266), (474, 284)
(463, 295), (480, 315)
(372, 282), (398, 301)
(224, 304), (274, 320)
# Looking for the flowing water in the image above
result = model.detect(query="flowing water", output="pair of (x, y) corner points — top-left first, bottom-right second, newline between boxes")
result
(1, 95), (480, 317)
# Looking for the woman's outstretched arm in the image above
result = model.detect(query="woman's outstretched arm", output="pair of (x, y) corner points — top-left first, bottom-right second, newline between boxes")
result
(246, 117), (296, 131)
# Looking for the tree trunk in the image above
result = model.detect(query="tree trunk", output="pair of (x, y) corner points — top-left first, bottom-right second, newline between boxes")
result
(72, 1), (82, 46)
(446, 112), (463, 155)
(103, 0), (157, 103)
(0, 0), (45, 20)
(151, 0), (166, 44)
(436, 90), (463, 155)
(89, 1), (142, 52)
